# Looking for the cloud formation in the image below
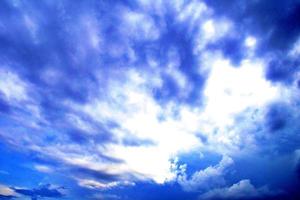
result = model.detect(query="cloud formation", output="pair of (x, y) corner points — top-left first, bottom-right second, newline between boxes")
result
(0, 184), (65, 200)
(13, 184), (65, 200)
(178, 156), (234, 192)
(199, 179), (276, 200)
(0, 185), (17, 199)
(0, 0), (300, 199)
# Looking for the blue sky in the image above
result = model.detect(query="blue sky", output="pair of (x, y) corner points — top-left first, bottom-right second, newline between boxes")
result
(0, 0), (300, 199)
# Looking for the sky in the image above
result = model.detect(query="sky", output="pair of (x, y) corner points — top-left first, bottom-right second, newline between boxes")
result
(0, 0), (300, 200)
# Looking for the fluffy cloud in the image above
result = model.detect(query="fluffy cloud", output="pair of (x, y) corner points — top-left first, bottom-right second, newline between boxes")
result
(178, 156), (233, 192)
(201, 57), (279, 128)
(199, 179), (277, 200)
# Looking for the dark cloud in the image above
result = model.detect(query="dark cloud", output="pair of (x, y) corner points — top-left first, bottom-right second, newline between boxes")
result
(0, 0), (100, 106)
(0, 194), (16, 200)
(13, 184), (65, 200)
(0, 0), (208, 118)
(265, 103), (289, 132)
(63, 117), (119, 145)
(266, 4), (300, 52)
(204, 0), (300, 51)
(265, 58), (300, 85)
(203, 0), (300, 77)
(258, 102), (300, 154)
(130, 9), (206, 105)
(71, 167), (122, 182)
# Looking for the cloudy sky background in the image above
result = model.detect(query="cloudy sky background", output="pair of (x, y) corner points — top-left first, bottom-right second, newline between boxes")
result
(0, 0), (300, 199)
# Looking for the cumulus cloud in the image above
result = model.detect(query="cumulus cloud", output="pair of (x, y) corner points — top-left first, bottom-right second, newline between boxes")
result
(178, 156), (234, 192)
(199, 179), (277, 200)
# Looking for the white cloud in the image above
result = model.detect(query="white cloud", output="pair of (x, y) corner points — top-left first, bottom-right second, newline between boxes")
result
(34, 164), (53, 173)
(25, 55), (282, 188)
(199, 179), (276, 200)
(121, 10), (160, 41)
(0, 55), (283, 190)
(202, 19), (231, 41)
(289, 37), (300, 58)
(0, 2), (287, 190)
(195, 18), (232, 52)
(245, 36), (257, 49)
(203, 58), (278, 127)
(202, 20), (215, 38)
(63, 69), (202, 184)
(77, 178), (134, 190)
(0, 69), (28, 102)
(0, 69), (43, 128)
(195, 57), (280, 153)
(177, 0), (209, 26)
(178, 156), (234, 192)
(1, 0), (298, 195)
(0, 184), (17, 197)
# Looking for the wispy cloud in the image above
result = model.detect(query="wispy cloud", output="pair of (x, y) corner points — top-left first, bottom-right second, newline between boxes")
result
(0, 184), (18, 199)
